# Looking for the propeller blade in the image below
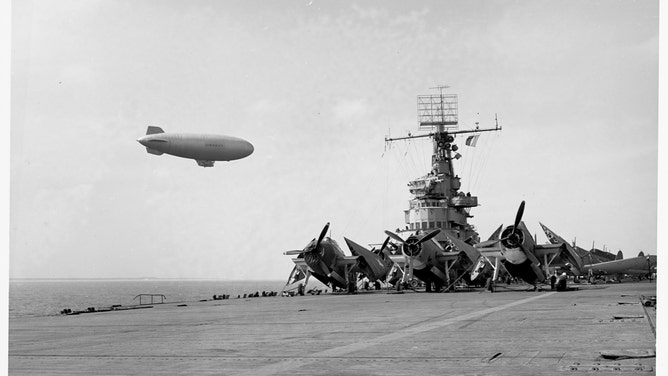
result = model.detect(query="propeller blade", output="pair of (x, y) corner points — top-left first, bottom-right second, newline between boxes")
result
(380, 236), (390, 252)
(319, 259), (330, 275)
(417, 229), (441, 244)
(384, 230), (405, 244)
(316, 222), (330, 249)
(513, 201), (525, 230)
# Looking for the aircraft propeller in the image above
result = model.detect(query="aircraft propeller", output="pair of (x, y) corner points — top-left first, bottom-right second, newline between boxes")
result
(385, 231), (405, 245)
(383, 229), (441, 288)
(500, 201), (526, 249)
(369, 236), (392, 262)
(282, 222), (330, 256)
(315, 222), (330, 251)
(379, 236), (391, 253)
(384, 228), (440, 256)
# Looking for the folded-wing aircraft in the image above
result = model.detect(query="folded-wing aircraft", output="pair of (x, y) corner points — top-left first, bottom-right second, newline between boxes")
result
(343, 237), (404, 285)
(284, 223), (408, 293)
(583, 254), (656, 277)
(384, 229), (465, 292)
(540, 222), (656, 279)
(475, 201), (566, 289)
(438, 231), (492, 285)
(540, 222), (613, 275)
(284, 223), (359, 292)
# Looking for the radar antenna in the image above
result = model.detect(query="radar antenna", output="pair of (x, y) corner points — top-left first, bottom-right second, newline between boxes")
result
(385, 87), (502, 144)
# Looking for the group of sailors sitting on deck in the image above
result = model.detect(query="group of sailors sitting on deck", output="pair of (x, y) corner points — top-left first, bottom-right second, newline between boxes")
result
(281, 284), (326, 297)
(212, 291), (279, 300)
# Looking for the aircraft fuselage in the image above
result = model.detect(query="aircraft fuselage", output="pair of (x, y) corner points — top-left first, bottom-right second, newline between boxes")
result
(584, 255), (655, 276)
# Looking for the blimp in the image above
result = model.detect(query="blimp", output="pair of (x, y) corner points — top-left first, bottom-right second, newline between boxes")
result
(137, 126), (254, 167)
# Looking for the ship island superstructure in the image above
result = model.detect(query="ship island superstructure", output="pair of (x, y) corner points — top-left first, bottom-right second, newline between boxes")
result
(282, 88), (502, 294)
(385, 88), (501, 248)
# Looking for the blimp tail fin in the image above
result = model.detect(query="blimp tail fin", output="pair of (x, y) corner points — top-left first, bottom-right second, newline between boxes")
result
(146, 126), (165, 135)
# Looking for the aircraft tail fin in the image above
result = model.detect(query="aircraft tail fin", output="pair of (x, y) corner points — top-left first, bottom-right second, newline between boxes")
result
(146, 147), (164, 155)
(146, 126), (164, 135)
(616, 250), (623, 260)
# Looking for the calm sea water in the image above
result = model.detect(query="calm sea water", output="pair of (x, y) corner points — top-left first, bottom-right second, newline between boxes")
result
(8, 279), (288, 319)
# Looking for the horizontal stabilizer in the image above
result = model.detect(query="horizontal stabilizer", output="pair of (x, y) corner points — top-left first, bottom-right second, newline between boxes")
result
(146, 126), (164, 135)
(146, 147), (164, 155)
(284, 250), (304, 256)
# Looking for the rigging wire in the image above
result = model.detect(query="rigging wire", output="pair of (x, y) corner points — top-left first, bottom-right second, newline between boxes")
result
(415, 136), (432, 175)
(472, 131), (500, 193)
(418, 136), (428, 173)
(406, 139), (420, 176)
(468, 134), (484, 192)
(392, 141), (413, 183)
(386, 141), (414, 198)
(465, 136), (477, 193)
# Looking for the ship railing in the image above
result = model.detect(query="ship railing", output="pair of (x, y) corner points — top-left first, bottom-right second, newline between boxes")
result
(133, 294), (167, 305)
(450, 196), (478, 207)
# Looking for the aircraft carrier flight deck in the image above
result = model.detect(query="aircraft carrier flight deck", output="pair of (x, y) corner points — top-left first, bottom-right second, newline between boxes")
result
(9, 281), (657, 375)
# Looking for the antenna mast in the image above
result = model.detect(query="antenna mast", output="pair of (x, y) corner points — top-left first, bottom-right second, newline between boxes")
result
(385, 86), (501, 143)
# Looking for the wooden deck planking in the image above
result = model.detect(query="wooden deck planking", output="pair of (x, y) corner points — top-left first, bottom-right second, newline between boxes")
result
(9, 281), (656, 375)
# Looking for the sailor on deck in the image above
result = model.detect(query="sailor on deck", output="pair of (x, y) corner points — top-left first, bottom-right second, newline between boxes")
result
(556, 273), (568, 291)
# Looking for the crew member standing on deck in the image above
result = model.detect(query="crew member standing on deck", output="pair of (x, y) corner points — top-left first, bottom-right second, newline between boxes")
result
(556, 273), (568, 291)
(550, 274), (557, 290)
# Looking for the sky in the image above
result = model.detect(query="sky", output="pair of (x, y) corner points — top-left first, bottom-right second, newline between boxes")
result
(8, 0), (661, 280)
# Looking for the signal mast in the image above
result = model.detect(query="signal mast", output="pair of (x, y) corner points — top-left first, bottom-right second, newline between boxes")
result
(384, 86), (501, 245)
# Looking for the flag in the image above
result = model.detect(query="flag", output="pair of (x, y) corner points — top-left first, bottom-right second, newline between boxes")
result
(465, 134), (480, 147)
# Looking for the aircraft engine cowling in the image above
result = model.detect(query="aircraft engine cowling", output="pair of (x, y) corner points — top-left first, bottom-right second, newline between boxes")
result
(385, 229), (440, 259)
(500, 201), (527, 249)
(403, 239), (422, 257)
(500, 226), (524, 249)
